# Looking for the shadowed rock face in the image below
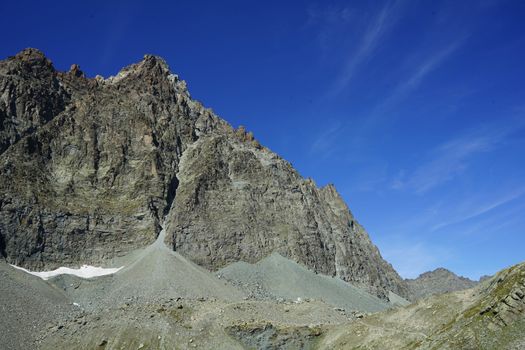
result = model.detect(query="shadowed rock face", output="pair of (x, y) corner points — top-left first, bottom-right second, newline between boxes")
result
(0, 48), (409, 299)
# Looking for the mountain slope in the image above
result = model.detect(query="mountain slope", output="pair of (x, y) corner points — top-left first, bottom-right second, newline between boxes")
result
(0, 49), (218, 269)
(0, 48), (408, 299)
(218, 252), (391, 313)
(0, 261), (74, 350)
(2, 228), (352, 350)
(166, 133), (408, 298)
(318, 260), (525, 349)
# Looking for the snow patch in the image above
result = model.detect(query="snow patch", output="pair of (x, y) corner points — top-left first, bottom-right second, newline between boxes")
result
(9, 264), (123, 280)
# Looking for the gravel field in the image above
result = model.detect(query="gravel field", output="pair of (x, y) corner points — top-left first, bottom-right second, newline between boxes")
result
(1, 228), (395, 349)
(218, 252), (391, 313)
(0, 261), (75, 350)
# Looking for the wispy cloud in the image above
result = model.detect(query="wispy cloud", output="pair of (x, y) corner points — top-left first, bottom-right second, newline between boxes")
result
(310, 121), (345, 156)
(374, 187), (525, 278)
(99, 2), (139, 68)
(431, 187), (525, 232)
(453, 201), (525, 238)
(393, 122), (524, 194)
(379, 38), (466, 110)
(322, 1), (404, 96)
(344, 37), (467, 144)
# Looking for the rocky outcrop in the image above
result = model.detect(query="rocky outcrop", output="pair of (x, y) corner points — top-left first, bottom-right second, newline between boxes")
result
(406, 268), (478, 300)
(0, 49), (70, 154)
(0, 49), (223, 269)
(477, 263), (525, 328)
(0, 49), (409, 299)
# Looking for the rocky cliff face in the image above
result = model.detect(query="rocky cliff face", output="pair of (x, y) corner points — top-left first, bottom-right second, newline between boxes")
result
(0, 48), (409, 299)
(406, 267), (478, 300)
(0, 49), (223, 269)
(0, 49), (70, 154)
(165, 134), (409, 298)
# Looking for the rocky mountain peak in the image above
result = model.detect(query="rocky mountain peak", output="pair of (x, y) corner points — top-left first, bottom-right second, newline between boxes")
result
(142, 54), (171, 71)
(13, 48), (51, 66)
(321, 183), (337, 194)
(419, 267), (455, 278)
(0, 49), (69, 154)
(106, 53), (168, 80)
(407, 267), (478, 300)
(123, 53), (172, 81)
(0, 49), (410, 300)
(68, 64), (84, 78)
(103, 53), (189, 98)
(4, 48), (55, 78)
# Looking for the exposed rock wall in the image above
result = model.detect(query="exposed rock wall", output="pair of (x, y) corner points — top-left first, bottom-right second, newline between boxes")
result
(0, 49), (409, 299)
(0, 50), (223, 269)
(318, 261), (525, 350)
(0, 49), (69, 154)
(478, 263), (525, 328)
(166, 133), (408, 298)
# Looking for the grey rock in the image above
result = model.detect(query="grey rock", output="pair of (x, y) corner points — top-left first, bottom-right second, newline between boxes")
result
(0, 49), (409, 299)
(479, 275), (492, 283)
(0, 261), (74, 350)
(0, 48), (70, 155)
(320, 261), (525, 350)
(165, 134), (409, 298)
(0, 50), (224, 269)
(217, 252), (391, 313)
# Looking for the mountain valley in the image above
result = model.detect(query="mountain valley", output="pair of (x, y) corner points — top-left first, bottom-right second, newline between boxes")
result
(0, 49), (523, 350)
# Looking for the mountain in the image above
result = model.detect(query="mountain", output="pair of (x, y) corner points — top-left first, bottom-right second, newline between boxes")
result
(0, 48), (408, 300)
(1, 49), (523, 350)
(406, 267), (478, 300)
(38, 233), (395, 350)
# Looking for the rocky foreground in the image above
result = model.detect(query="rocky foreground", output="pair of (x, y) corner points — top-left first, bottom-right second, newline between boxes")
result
(320, 260), (525, 350)
(1, 226), (394, 350)
(1, 238), (524, 349)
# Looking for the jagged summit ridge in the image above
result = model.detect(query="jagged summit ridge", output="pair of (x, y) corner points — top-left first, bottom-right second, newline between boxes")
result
(12, 48), (52, 68)
(104, 53), (188, 93)
(0, 49), (409, 299)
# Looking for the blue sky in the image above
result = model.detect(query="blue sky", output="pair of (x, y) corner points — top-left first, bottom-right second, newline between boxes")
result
(2, 0), (524, 279)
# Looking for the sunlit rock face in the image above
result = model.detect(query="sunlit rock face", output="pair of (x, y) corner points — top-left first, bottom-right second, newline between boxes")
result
(0, 49), (409, 299)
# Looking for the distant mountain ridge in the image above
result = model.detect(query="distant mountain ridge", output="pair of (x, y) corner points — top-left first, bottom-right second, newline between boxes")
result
(406, 267), (478, 300)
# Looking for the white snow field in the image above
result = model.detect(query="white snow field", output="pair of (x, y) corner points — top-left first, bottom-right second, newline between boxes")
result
(9, 264), (123, 280)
